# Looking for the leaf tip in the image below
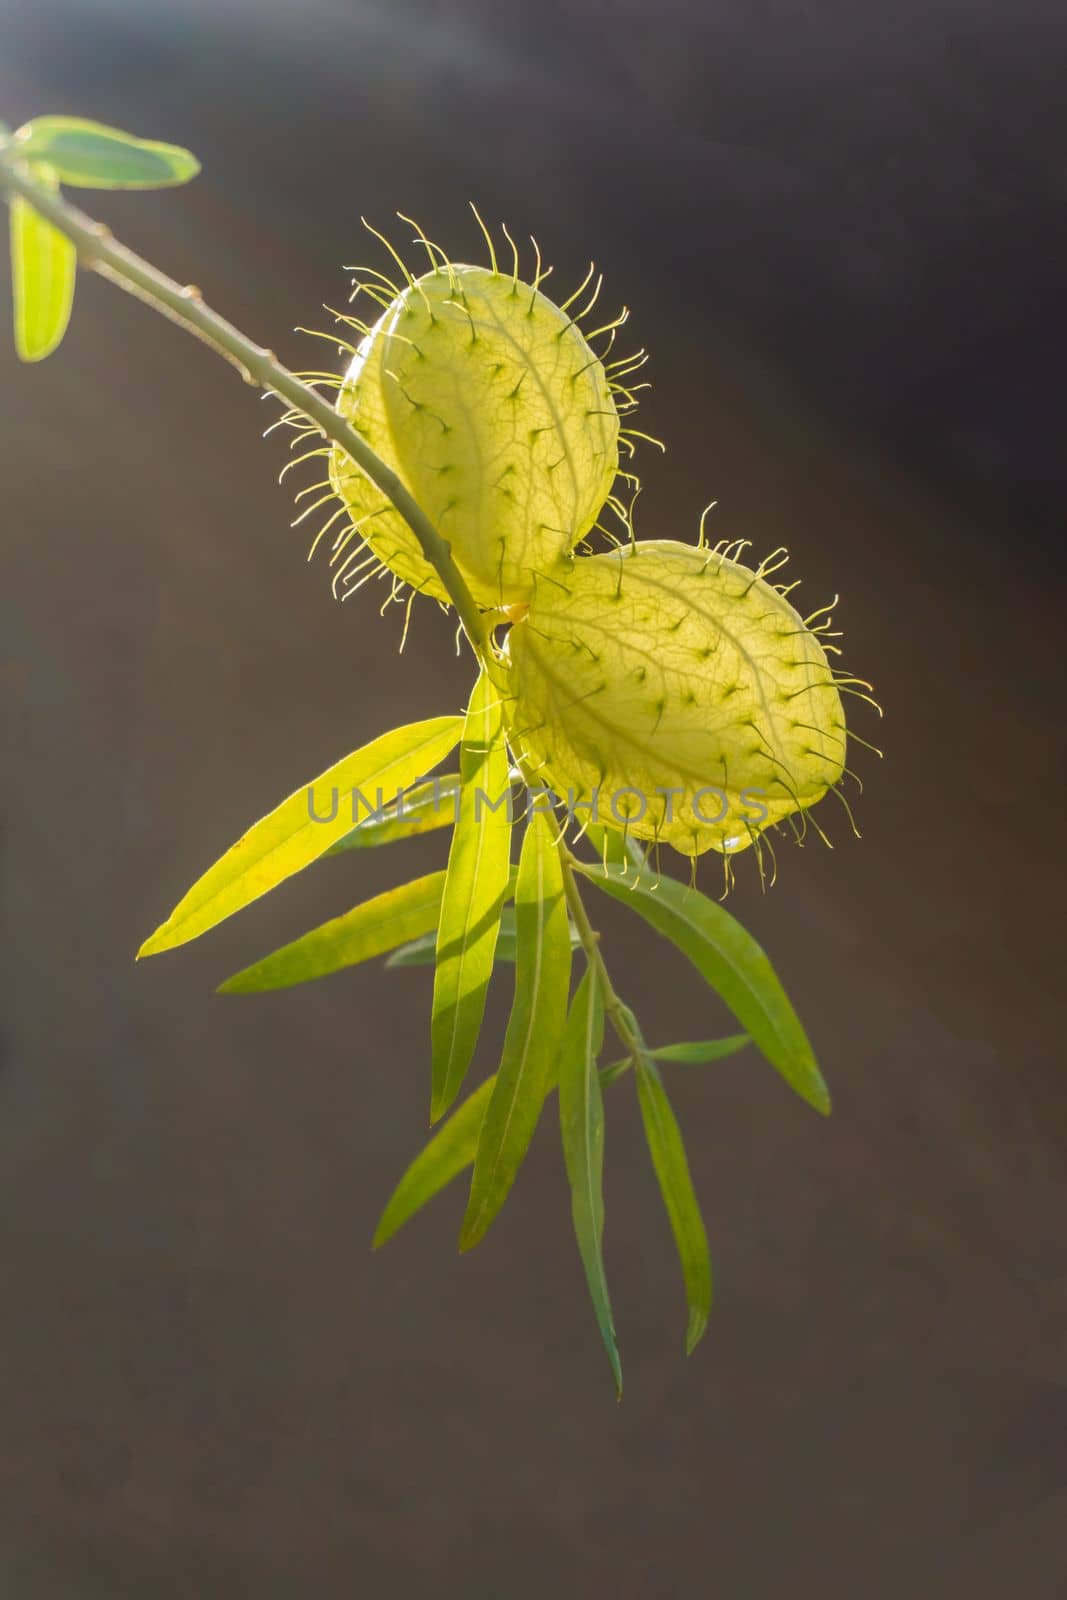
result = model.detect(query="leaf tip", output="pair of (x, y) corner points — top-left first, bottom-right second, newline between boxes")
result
(456, 1214), (483, 1254)
(429, 1082), (458, 1127)
(809, 1074), (832, 1116)
(609, 1350), (623, 1398)
(685, 1311), (709, 1356)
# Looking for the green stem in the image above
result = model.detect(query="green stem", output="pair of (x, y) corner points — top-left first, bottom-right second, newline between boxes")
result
(0, 146), (495, 662)
(0, 142), (636, 1061)
(559, 840), (644, 1064)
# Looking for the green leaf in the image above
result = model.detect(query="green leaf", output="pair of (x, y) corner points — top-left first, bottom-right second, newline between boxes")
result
(10, 176), (76, 362)
(386, 904), (578, 969)
(635, 1056), (712, 1355)
(599, 1033), (750, 1083)
(577, 864), (829, 1115)
(431, 671), (513, 1120)
(389, 926), (512, 971)
(596, 1054), (638, 1088)
(326, 775), (460, 853)
(373, 1076), (494, 1248)
(218, 870), (447, 994)
(14, 117), (200, 189)
(459, 809), (572, 1250)
(138, 715), (462, 957)
(558, 971), (621, 1394)
(652, 1035), (750, 1064)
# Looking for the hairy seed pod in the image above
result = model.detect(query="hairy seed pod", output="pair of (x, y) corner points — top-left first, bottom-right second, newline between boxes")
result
(505, 540), (847, 857)
(329, 263), (620, 608)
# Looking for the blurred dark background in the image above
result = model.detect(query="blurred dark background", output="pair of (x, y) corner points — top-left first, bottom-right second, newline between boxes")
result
(1, 1), (1065, 1594)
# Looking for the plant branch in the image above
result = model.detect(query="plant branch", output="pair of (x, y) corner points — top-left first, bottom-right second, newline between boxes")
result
(0, 143), (639, 1066)
(0, 146), (496, 662)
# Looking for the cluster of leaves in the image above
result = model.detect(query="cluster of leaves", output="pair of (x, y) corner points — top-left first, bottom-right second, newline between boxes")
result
(2, 117), (832, 1393)
(134, 671), (826, 1392)
(4, 116), (198, 360)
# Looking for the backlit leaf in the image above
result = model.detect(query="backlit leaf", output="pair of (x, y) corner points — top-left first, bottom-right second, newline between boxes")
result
(431, 670), (513, 1120)
(373, 1076), (494, 1248)
(635, 1055), (712, 1354)
(326, 775), (460, 853)
(139, 715), (462, 956)
(459, 809), (572, 1249)
(578, 864), (829, 1114)
(218, 871), (447, 994)
(15, 117), (200, 189)
(10, 175), (75, 362)
(558, 970), (621, 1393)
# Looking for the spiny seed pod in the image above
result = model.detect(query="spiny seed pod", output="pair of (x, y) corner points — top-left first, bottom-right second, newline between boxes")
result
(327, 250), (624, 610)
(505, 538), (857, 862)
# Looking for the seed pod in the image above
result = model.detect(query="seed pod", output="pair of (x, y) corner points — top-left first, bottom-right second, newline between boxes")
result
(505, 539), (847, 858)
(329, 263), (620, 608)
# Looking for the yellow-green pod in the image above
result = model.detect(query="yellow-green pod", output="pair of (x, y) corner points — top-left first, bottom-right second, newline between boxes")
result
(330, 263), (619, 608)
(505, 539), (847, 857)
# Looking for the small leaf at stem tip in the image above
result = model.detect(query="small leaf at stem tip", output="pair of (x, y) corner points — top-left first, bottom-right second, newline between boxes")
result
(596, 1055), (636, 1088)
(598, 1033), (750, 1081)
(559, 970), (621, 1394)
(635, 1056), (712, 1355)
(373, 1077), (495, 1248)
(652, 1035), (750, 1064)
(459, 809), (572, 1250)
(577, 863), (830, 1115)
(137, 715), (462, 957)
(10, 173), (76, 362)
(431, 669), (513, 1122)
(217, 871), (448, 994)
(14, 117), (200, 189)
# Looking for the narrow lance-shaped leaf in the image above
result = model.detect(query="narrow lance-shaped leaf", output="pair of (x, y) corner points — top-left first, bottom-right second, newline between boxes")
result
(327, 775), (460, 854)
(10, 172), (76, 362)
(599, 1032), (750, 1084)
(14, 117), (200, 188)
(431, 670), (513, 1120)
(459, 807), (572, 1250)
(373, 1077), (495, 1249)
(558, 970), (621, 1394)
(374, 939), (592, 1247)
(635, 1055), (712, 1355)
(218, 871), (449, 995)
(577, 864), (830, 1115)
(652, 1036), (750, 1064)
(138, 715), (462, 957)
